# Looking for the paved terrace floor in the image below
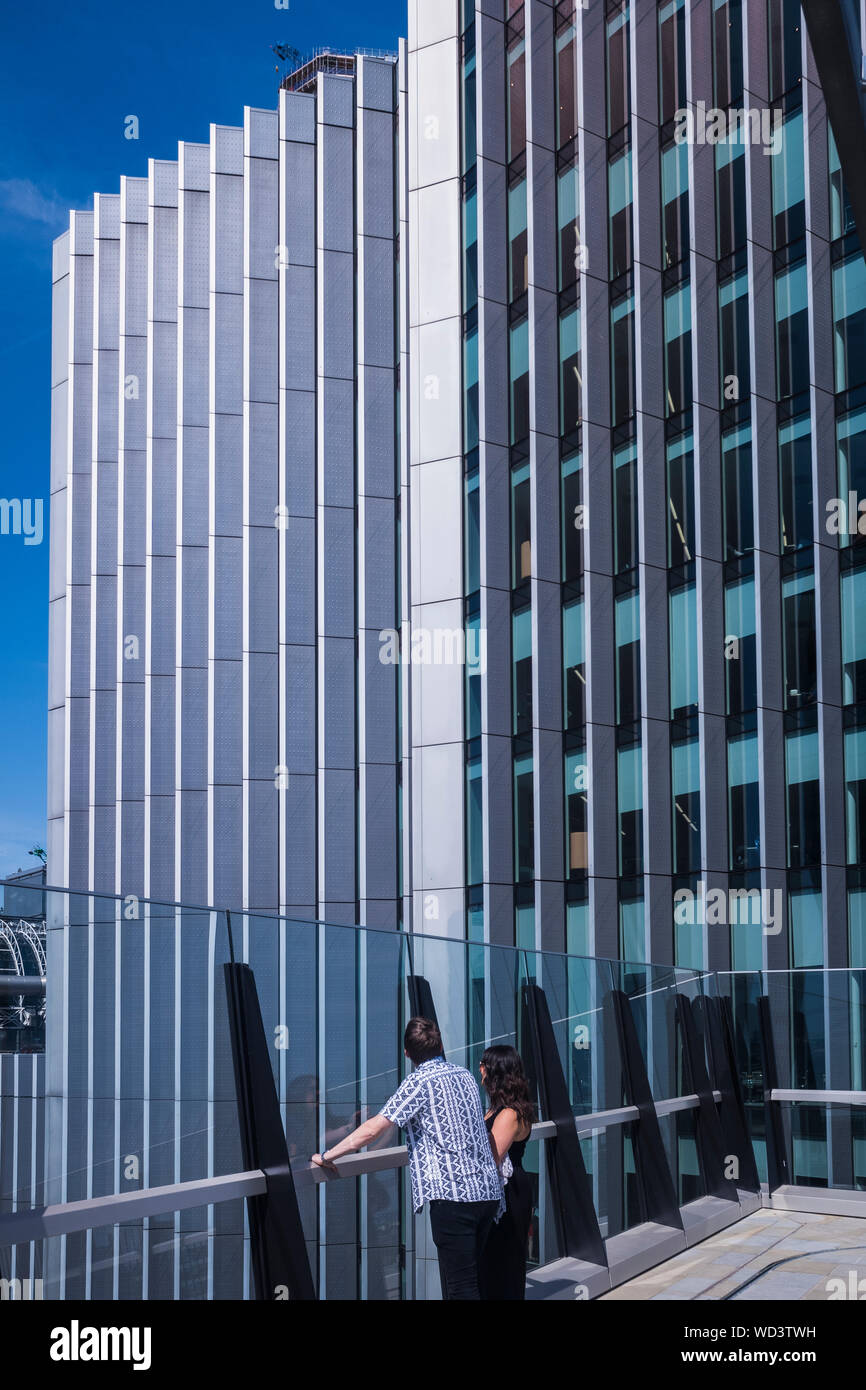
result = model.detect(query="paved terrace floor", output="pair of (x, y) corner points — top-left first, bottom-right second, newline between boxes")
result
(600, 1210), (866, 1300)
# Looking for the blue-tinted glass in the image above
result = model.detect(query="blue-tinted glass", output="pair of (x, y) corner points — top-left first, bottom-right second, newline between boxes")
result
(842, 568), (866, 704)
(833, 255), (866, 394)
(670, 585), (698, 717)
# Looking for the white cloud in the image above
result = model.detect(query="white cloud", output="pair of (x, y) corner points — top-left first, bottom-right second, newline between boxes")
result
(0, 178), (69, 228)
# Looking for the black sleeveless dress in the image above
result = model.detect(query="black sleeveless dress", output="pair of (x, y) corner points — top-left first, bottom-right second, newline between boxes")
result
(479, 1108), (533, 1301)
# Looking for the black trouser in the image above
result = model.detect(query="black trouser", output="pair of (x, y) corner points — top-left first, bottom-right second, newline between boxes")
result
(429, 1198), (499, 1301)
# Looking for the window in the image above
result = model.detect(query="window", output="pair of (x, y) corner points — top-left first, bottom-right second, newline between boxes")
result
(508, 32), (527, 162)
(464, 190), (478, 312)
(833, 255), (866, 395)
(672, 738), (701, 876)
(670, 584), (698, 719)
(513, 606), (533, 734)
(618, 742), (643, 877)
(561, 451), (584, 581)
(719, 270), (751, 408)
(467, 757), (483, 885)
(463, 36), (477, 171)
(465, 469), (480, 595)
(564, 600), (585, 732)
(466, 615), (482, 741)
(838, 408), (866, 549)
(775, 260), (809, 399)
(791, 885), (823, 968)
(768, 0), (802, 101)
(511, 461), (531, 587)
(514, 751), (534, 883)
(558, 163), (581, 289)
(667, 432), (695, 565)
(728, 732), (760, 869)
(464, 328), (479, 453)
(723, 423), (754, 557)
(510, 318), (530, 443)
(786, 729), (821, 868)
(658, 0), (687, 126)
(772, 107), (805, 248)
(782, 570), (817, 709)
(842, 567), (866, 704)
(616, 591), (641, 724)
(611, 293), (635, 426)
(716, 136), (746, 258)
(566, 749), (589, 876)
(509, 179), (528, 301)
(725, 576), (757, 714)
(662, 141), (689, 268)
(614, 439), (638, 573)
(779, 413), (812, 552)
(606, 4), (631, 136)
(560, 305), (582, 436)
(556, 17), (577, 149)
(712, 0), (744, 109)
(664, 281), (692, 417)
(830, 129), (856, 241)
(846, 728), (866, 865)
(609, 148), (633, 278)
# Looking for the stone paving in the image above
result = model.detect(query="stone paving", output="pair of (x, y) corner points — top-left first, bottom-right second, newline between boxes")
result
(601, 1210), (866, 1301)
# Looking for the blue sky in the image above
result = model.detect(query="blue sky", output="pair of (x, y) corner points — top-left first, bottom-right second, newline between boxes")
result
(0, 0), (405, 879)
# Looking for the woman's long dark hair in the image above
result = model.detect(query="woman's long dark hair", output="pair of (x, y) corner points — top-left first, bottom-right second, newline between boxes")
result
(481, 1045), (535, 1131)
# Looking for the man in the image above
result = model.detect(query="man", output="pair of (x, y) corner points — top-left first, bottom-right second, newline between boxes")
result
(311, 1017), (503, 1300)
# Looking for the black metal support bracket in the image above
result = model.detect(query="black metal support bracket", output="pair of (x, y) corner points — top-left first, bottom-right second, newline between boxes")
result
(521, 982), (607, 1268)
(406, 974), (439, 1030)
(224, 961), (316, 1301)
(675, 994), (739, 1203)
(605, 989), (683, 1231)
(702, 994), (761, 1193)
(758, 993), (790, 1193)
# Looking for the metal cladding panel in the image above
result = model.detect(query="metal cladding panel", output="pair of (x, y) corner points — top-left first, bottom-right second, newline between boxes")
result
(212, 535), (242, 656)
(360, 629), (398, 766)
(148, 437), (176, 556)
(93, 458), (118, 574)
(247, 524), (278, 652)
(284, 645), (316, 772)
(360, 236), (396, 369)
(282, 771), (316, 906)
(245, 156), (279, 282)
(320, 124), (356, 252)
(212, 173), (244, 295)
(319, 768), (356, 904)
(282, 389), (317, 516)
(69, 583), (92, 692)
(320, 377), (355, 507)
(319, 638), (357, 770)
(148, 320), (178, 439)
(247, 780), (279, 910)
(180, 543), (208, 666)
(47, 702), (65, 820)
(70, 363), (93, 469)
(179, 424), (209, 545)
(360, 762), (398, 900)
(360, 366), (397, 499)
(319, 73), (355, 130)
(320, 251), (356, 380)
(51, 272), (70, 389)
(149, 554), (176, 676)
(180, 308), (209, 425)
(246, 277), (279, 402)
(282, 266), (317, 390)
(120, 338), (147, 454)
(212, 292), (244, 413)
(319, 506), (355, 639)
(149, 672), (176, 796)
(247, 400), (279, 524)
(360, 109), (395, 241)
(360, 495), (396, 627)
(212, 412), (243, 534)
(247, 650), (279, 780)
(179, 666), (208, 785)
(120, 682), (145, 800)
(283, 515), (316, 644)
(92, 573), (117, 689)
(212, 659), (243, 785)
(357, 56), (396, 114)
(281, 143), (317, 265)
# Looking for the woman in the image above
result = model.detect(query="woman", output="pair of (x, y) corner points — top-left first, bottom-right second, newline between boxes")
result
(478, 1044), (535, 1300)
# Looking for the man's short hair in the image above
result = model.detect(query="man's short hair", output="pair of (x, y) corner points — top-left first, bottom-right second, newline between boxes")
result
(404, 1017), (443, 1064)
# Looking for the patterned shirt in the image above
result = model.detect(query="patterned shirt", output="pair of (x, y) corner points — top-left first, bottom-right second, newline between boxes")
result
(380, 1057), (504, 1213)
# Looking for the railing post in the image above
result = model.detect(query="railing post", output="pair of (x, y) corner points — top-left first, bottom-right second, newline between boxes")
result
(675, 994), (739, 1202)
(604, 989), (683, 1231)
(224, 961), (316, 1301)
(521, 982), (607, 1268)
